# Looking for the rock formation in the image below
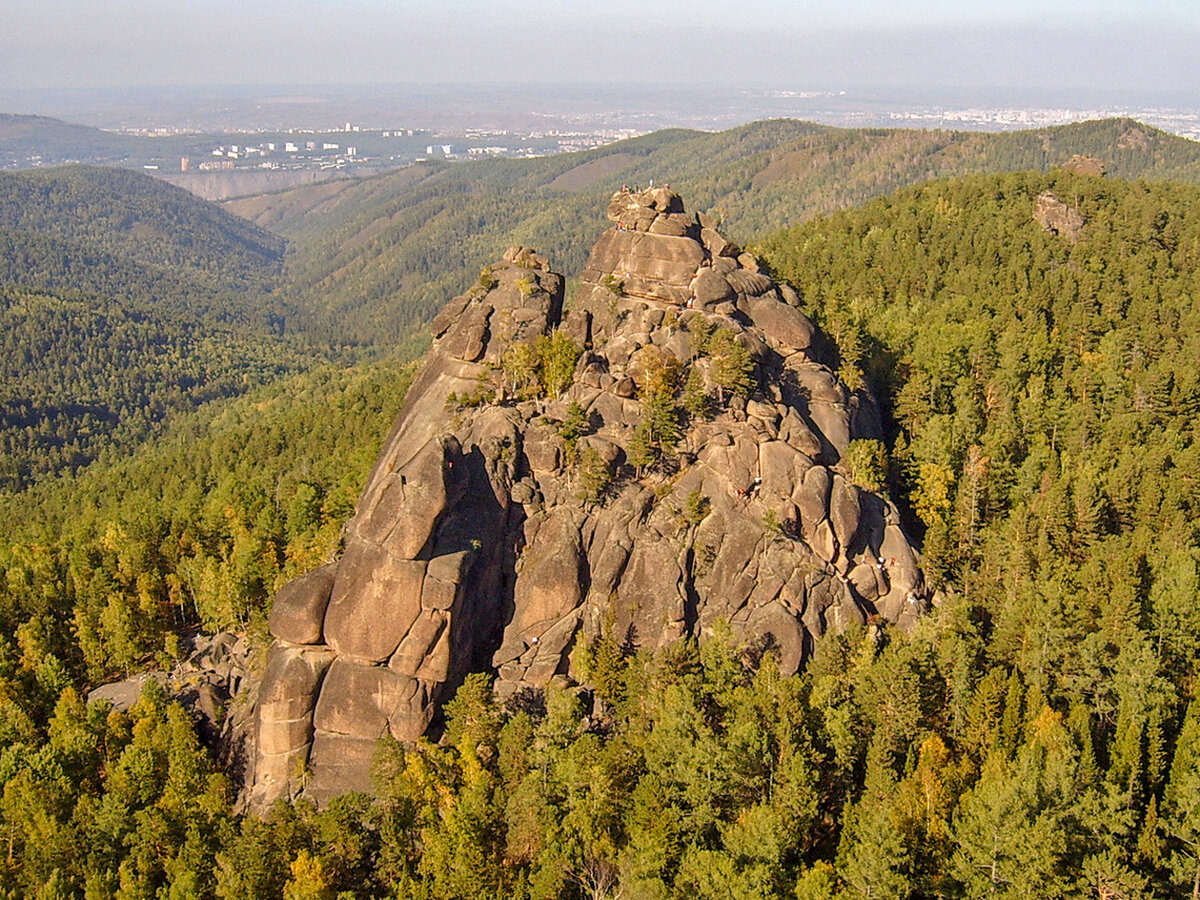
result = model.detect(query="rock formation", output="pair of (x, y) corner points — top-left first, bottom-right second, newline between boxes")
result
(1034, 190), (1085, 241)
(91, 631), (255, 770)
(1060, 154), (1106, 177)
(250, 188), (926, 808)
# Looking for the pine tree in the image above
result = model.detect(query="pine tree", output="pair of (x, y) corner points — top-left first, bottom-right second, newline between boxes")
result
(706, 328), (753, 404)
(1162, 700), (1200, 899)
(838, 791), (913, 900)
(682, 365), (710, 420)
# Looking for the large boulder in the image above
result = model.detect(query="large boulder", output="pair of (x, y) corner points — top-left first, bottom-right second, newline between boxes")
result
(268, 563), (336, 646)
(747, 296), (815, 354)
(251, 644), (336, 806)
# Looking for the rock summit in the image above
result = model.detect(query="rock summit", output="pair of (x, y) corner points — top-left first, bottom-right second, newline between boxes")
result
(250, 188), (926, 807)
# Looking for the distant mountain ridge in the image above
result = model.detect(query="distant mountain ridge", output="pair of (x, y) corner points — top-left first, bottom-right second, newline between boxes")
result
(225, 117), (1200, 350)
(0, 113), (142, 166)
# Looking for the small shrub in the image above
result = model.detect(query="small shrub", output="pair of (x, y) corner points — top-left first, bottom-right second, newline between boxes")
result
(682, 365), (710, 420)
(687, 315), (715, 356)
(499, 332), (581, 401)
(627, 420), (655, 478)
(706, 328), (754, 403)
(444, 375), (496, 411)
(762, 508), (784, 536)
(683, 490), (709, 526)
(557, 400), (590, 462)
(536, 330), (580, 397)
(498, 343), (541, 400)
(601, 273), (625, 296)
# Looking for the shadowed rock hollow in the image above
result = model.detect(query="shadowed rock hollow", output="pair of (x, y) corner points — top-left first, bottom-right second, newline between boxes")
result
(250, 189), (927, 807)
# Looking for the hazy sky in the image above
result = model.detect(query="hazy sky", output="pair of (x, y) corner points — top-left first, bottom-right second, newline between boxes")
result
(4, 0), (1198, 96)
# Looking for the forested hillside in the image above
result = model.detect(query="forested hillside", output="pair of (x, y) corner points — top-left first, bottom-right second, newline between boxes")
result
(0, 354), (413, 897)
(226, 117), (1200, 349)
(0, 166), (1196, 896)
(0, 166), (285, 292)
(0, 114), (143, 167)
(750, 170), (1200, 897)
(0, 167), (306, 487)
(0, 353), (412, 677)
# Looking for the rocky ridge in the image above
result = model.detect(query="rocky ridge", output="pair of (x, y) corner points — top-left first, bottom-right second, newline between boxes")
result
(250, 188), (926, 807)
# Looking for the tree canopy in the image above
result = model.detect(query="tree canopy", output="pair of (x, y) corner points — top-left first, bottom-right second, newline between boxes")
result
(2, 143), (1200, 897)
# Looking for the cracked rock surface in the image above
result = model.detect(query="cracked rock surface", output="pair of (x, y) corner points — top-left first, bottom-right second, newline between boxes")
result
(249, 190), (926, 808)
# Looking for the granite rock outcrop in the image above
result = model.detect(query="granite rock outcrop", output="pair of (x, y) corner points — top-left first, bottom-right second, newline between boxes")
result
(249, 189), (926, 808)
(1034, 190), (1086, 241)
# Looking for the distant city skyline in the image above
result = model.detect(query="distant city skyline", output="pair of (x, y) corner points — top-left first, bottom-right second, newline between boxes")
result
(3, 1), (1198, 98)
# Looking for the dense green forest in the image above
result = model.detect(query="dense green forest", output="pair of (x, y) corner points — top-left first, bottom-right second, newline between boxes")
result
(3, 130), (1200, 896)
(226, 117), (1200, 349)
(0, 356), (412, 682)
(0, 353), (409, 897)
(0, 167), (309, 487)
(0, 167), (285, 292)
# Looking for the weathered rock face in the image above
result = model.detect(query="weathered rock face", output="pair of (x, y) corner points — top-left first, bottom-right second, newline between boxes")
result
(249, 189), (926, 808)
(1034, 190), (1086, 241)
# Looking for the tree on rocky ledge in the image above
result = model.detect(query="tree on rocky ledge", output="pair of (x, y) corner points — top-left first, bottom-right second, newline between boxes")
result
(706, 327), (754, 404)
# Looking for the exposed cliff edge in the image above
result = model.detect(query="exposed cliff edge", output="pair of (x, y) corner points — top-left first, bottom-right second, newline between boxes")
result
(249, 189), (927, 808)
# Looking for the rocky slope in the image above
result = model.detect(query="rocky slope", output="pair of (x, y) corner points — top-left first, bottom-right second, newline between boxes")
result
(250, 188), (926, 807)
